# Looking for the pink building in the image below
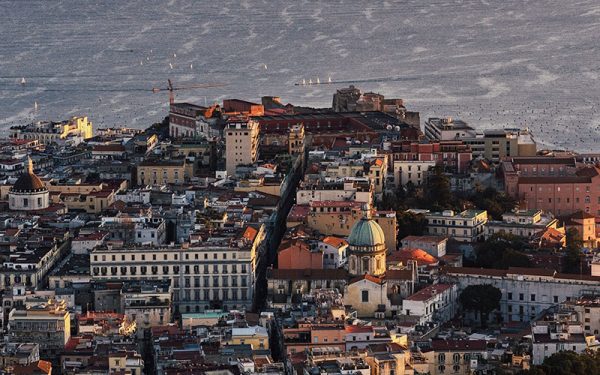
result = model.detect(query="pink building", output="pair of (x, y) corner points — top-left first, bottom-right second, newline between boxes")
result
(503, 157), (600, 216)
(277, 240), (323, 270)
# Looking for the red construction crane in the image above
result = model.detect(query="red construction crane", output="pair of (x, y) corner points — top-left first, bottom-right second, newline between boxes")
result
(152, 79), (225, 104)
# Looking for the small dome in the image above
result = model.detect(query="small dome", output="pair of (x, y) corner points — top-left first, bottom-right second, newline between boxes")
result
(11, 173), (46, 192)
(10, 158), (46, 193)
(348, 217), (386, 250)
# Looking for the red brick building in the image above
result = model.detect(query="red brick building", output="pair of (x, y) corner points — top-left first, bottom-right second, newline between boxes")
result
(503, 157), (600, 216)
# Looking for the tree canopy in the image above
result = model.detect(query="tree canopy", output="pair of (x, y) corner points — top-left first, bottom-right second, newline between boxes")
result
(459, 284), (501, 327)
(522, 350), (600, 375)
(473, 232), (532, 269)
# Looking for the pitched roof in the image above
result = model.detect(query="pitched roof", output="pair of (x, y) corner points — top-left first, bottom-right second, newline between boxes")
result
(348, 274), (385, 285)
(322, 236), (348, 248)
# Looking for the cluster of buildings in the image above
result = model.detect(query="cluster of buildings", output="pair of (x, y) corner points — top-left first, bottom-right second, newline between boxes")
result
(0, 85), (597, 373)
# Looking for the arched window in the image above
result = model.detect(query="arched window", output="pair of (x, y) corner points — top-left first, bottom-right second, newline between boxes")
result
(362, 257), (370, 273)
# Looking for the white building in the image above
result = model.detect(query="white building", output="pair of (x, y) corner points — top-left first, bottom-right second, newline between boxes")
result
(443, 267), (600, 323)
(486, 209), (561, 239)
(401, 284), (458, 325)
(318, 236), (348, 269)
(400, 235), (448, 258)
(393, 160), (436, 187)
(121, 280), (172, 337)
(531, 309), (595, 365)
(225, 118), (259, 176)
(8, 158), (49, 211)
(90, 226), (265, 313)
(296, 177), (372, 206)
(422, 210), (488, 243)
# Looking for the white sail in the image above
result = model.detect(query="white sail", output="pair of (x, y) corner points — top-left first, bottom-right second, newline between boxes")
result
(169, 63), (173, 69)
(20, 77), (26, 85)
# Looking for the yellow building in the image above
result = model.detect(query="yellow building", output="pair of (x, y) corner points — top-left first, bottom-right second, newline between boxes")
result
(288, 123), (305, 156)
(108, 351), (144, 374)
(137, 158), (194, 186)
(10, 116), (93, 144)
(225, 117), (259, 176)
(229, 326), (270, 350)
(8, 300), (71, 356)
(306, 202), (397, 252)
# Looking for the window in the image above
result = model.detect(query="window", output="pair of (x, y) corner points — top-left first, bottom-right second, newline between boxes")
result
(519, 293), (524, 301)
(531, 294), (536, 302)
(361, 290), (369, 302)
(508, 292), (513, 300)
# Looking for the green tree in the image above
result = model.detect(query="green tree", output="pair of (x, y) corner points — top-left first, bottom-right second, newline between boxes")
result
(397, 211), (427, 244)
(423, 166), (454, 211)
(473, 233), (531, 269)
(470, 187), (517, 220)
(562, 228), (583, 274)
(459, 284), (501, 327)
(522, 350), (600, 375)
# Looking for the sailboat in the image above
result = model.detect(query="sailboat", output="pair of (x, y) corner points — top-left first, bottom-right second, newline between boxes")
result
(169, 63), (173, 69)
(263, 64), (268, 70)
(316, 77), (320, 84)
(34, 101), (38, 111)
(302, 79), (306, 85)
(308, 79), (313, 85)
(20, 77), (26, 85)
(328, 76), (332, 83)
(190, 63), (193, 69)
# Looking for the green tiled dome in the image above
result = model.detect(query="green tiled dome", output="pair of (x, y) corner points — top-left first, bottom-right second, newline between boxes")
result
(348, 217), (385, 250)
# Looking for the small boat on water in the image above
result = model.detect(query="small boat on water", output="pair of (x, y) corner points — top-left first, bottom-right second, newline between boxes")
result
(20, 77), (26, 85)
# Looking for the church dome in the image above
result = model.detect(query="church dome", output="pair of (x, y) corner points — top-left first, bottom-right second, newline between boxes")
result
(348, 217), (386, 251)
(10, 158), (47, 193)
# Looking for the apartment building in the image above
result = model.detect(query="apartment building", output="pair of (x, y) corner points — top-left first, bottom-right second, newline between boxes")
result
(531, 309), (594, 365)
(421, 209), (488, 243)
(8, 300), (71, 357)
(90, 225), (265, 313)
(503, 157), (600, 216)
(121, 280), (172, 336)
(393, 160), (436, 187)
(137, 158), (194, 186)
(390, 140), (472, 174)
(486, 209), (562, 239)
(296, 177), (373, 206)
(425, 117), (536, 162)
(401, 284), (458, 325)
(225, 117), (260, 176)
(10, 116), (93, 144)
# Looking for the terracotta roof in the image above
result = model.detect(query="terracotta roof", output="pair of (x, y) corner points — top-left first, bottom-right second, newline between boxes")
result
(349, 274), (385, 285)
(387, 248), (438, 265)
(345, 325), (374, 334)
(11, 171), (46, 192)
(242, 226), (258, 242)
(405, 284), (453, 301)
(322, 236), (348, 248)
(12, 360), (52, 374)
